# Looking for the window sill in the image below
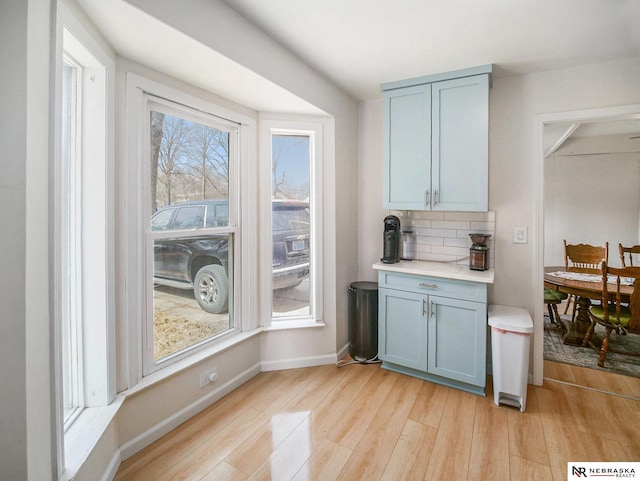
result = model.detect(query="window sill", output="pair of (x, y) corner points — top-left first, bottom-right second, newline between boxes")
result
(64, 395), (125, 480)
(263, 319), (326, 331)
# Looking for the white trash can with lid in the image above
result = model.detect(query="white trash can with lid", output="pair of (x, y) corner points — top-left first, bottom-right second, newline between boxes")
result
(488, 304), (534, 412)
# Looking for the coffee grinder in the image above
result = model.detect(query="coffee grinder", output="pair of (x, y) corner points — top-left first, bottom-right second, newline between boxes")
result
(469, 233), (491, 271)
(381, 215), (401, 263)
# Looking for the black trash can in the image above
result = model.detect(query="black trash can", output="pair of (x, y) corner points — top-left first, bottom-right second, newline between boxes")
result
(347, 281), (379, 361)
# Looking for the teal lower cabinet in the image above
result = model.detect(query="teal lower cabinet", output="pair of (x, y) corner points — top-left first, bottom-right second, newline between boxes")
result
(379, 288), (428, 372)
(378, 271), (488, 395)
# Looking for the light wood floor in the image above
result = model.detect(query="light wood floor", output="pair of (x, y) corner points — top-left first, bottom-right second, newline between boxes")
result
(115, 361), (640, 481)
(544, 359), (640, 400)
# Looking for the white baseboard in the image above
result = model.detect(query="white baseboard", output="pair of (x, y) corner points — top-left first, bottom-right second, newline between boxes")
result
(101, 450), (122, 481)
(260, 352), (342, 371)
(118, 362), (261, 461)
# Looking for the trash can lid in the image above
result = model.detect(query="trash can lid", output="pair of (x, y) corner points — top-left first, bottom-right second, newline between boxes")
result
(488, 304), (534, 333)
(349, 281), (378, 291)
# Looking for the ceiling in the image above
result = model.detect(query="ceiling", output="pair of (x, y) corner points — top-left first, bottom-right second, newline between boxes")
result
(544, 118), (640, 157)
(72, 0), (640, 146)
(75, 0), (640, 109)
(220, 0), (640, 100)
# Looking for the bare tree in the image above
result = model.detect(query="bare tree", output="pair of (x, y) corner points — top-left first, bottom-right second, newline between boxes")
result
(156, 115), (192, 206)
(272, 141), (286, 199)
(150, 111), (165, 213)
(152, 112), (232, 209)
(186, 124), (229, 199)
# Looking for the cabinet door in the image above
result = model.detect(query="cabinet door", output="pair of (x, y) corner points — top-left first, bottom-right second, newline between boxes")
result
(431, 75), (489, 211)
(383, 84), (431, 210)
(378, 288), (428, 371)
(427, 296), (486, 386)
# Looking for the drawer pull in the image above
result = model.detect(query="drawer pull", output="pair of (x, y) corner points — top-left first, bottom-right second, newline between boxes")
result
(419, 282), (438, 289)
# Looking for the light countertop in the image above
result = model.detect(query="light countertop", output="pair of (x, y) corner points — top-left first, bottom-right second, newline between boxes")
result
(373, 260), (494, 284)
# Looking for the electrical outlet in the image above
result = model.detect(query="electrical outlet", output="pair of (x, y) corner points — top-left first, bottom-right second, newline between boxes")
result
(199, 367), (218, 388)
(513, 226), (528, 244)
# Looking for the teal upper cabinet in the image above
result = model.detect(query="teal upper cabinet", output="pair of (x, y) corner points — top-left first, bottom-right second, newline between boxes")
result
(382, 65), (491, 211)
(383, 83), (432, 210)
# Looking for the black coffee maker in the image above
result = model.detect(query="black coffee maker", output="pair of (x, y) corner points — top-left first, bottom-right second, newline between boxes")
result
(381, 215), (401, 263)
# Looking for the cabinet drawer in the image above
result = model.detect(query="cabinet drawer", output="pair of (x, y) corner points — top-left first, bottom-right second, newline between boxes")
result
(379, 271), (486, 302)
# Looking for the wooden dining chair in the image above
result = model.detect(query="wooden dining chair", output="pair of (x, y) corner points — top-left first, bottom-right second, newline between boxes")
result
(544, 287), (567, 329)
(563, 240), (608, 320)
(582, 261), (640, 367)
(619, 243), (640, 267)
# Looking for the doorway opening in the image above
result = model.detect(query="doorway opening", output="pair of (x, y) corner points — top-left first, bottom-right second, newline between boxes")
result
(533, 104), (640, 399)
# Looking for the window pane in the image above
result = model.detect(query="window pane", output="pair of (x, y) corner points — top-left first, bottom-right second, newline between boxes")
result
(152, 234), (233, 361)
(149, 111), (233, 362)
(150, 111), (229, 212)
(271, 134), (311, 318)
(61, 61), (82, 424)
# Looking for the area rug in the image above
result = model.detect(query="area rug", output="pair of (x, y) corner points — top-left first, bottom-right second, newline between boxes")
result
(543, 316), (640, 378)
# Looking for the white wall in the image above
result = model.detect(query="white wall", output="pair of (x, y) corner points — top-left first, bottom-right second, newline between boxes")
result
(1, 0), (57, 480)
(545, 153), (640, 267)
(26, 1), (57, 476)
(357, 99), (386, 280)
(0, 2), (29, 478)
(358, 55), (640, 369)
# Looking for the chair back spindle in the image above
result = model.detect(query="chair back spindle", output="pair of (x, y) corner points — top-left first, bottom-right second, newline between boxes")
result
(599, 262), (640, 332)
(618, 243), (640, 267)
(564, 240), (608, 274)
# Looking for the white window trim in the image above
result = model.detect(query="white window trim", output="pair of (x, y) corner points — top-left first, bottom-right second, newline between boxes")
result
(124, 73), (257, 386)
(258, 117), (324, 328)
(55, 2), (116, 477)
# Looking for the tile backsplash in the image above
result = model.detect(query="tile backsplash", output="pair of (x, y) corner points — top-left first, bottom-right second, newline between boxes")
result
(390, 210), (495, 268)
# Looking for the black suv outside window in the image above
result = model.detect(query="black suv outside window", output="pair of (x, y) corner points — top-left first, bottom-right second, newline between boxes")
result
(151, 208), (173, 230)
(173, 206), (205, 229)
(151, 199), (310, 315)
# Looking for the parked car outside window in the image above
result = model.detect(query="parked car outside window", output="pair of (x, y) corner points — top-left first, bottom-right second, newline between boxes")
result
(151, 199), (310, 313)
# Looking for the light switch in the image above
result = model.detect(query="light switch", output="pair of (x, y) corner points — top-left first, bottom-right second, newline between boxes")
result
(513, 226), (528, 244)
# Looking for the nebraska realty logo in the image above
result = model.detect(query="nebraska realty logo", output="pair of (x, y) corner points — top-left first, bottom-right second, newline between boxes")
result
(569, 462), (639, 478)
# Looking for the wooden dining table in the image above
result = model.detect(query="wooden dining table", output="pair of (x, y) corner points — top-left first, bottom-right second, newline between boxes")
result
(544, 266), (633, 345)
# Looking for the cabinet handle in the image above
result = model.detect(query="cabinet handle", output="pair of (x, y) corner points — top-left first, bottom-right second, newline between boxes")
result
(422, 299), (427, 316)
(430, 300), (435, 318)
(425, 190), (429, 207)
(419, 282), (438, 289)
(434, 190), (438, 206)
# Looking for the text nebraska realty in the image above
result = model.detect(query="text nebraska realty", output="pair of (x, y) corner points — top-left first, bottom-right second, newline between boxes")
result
(573, 466), (636, 478)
